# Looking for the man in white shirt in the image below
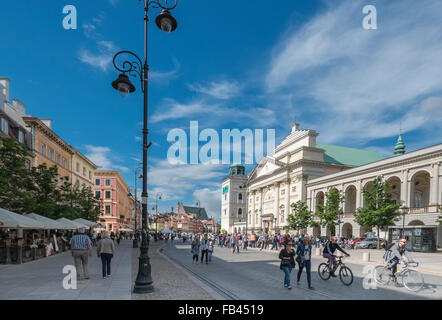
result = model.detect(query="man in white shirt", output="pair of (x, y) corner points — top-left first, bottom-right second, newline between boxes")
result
(200, 234), (210, 264)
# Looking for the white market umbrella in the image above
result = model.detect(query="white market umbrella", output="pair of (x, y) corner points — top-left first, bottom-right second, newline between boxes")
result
(56, 218), (88, 230)
(73, 218), (100, 228)
(161, 228), (173, 234)
(0, 208), (45, 229)
(119, 228), (134, 232)
(26, 213), (66, 230)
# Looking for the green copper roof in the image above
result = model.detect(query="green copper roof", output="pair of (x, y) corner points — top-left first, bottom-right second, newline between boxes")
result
(230, 163), (244, 167)
(316, 143), (383, 166)
(183, 206), (209, 220)
(394, 134), (406, 155)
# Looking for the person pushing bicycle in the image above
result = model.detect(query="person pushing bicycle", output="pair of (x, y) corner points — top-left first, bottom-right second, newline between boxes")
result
(384, 238), (416, 285)
(323, 236), (350, 277)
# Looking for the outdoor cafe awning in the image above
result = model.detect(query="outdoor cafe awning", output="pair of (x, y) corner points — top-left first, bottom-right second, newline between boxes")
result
(119, 228), (133, 232)
(26, 213), (67, 230)
(0, 208), (45, 229)
(56, 218), (88, 230)
(73, 218), (100, 228)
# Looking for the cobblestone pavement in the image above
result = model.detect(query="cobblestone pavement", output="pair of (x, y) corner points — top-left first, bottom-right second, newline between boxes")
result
(0, 240), (133, 300)
(161, 241), (442, 300)
(131, 240), (216, 300)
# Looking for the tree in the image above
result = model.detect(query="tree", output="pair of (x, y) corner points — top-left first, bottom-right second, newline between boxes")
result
(0, 136), (34, 213)
(287, 201), (314, 235)
(354, 176), (401, 249)
(317, 187), (344, 237)
(77, 185), (101, 222)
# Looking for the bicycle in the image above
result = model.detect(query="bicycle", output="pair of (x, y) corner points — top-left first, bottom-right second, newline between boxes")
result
(318, 256), (353, 286)
(374, 261), (424, 292)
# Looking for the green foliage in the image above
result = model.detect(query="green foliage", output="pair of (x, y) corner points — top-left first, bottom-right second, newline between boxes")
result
(317, 187), (344, 229)
(0, 136), (101, 222)
(354, 176), (402, 248)
(287, 200), (314, 232)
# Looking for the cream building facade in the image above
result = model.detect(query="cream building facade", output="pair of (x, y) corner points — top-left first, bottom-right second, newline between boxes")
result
(71, 149), (98, 190)
(306, 142), (442, 248)
(245, 123), (382, 234)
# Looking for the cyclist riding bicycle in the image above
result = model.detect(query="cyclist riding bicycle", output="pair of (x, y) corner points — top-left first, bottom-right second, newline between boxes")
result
(384, 238), (415, 286)
(323, 236), (350, 277)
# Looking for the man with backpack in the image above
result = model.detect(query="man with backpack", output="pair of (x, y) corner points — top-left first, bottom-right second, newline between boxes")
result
(384, 238), (415, 285)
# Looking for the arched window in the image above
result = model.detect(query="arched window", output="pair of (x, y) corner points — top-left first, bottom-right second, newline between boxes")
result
(238, 208), (242, 216)
(238, 193), (243, 201)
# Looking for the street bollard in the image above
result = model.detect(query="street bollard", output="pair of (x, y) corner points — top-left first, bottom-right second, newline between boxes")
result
(315, 248), (321, 256)
(17, 239), (23, 264)
(362, 252), (370, 262)
(5, 239), (11, 264)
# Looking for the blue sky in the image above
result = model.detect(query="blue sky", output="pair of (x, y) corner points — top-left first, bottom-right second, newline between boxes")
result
(1, 0), (441, 221)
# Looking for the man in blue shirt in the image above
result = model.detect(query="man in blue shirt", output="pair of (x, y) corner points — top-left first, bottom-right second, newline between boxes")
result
(70, 228), (92, 280)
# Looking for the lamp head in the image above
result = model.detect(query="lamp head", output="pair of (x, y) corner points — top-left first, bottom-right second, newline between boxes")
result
(155, 9), (177, 33)
(112, 73), (135, 97)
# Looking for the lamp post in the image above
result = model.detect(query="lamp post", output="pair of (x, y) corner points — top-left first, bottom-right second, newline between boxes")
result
(133, 166), (142, 248)
(110, 0), (178, 294)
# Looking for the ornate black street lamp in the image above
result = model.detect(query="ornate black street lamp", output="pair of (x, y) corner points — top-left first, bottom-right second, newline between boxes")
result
(110, 0), (178, 294)
(133, 166), (142, 248)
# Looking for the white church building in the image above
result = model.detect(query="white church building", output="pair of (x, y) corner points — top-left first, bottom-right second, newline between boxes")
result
(221, 123), (442, 250)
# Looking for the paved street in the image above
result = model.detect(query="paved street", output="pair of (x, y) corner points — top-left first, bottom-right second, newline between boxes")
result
(162, 241), (442, 300)
(0, 240), (133, 300)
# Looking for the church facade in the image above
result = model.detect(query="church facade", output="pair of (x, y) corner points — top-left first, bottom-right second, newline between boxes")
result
(221, 123), (442, 249)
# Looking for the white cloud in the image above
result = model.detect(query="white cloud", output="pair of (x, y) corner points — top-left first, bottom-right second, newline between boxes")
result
(150, 58), (180, 84)
(78, 41), (118, 71)
(82, 13), (104, 39)
(265, 0), (442, 144)
(193, 188), (221, 221)
(84, 145), (128, 172)
(188, 80), (241, 99)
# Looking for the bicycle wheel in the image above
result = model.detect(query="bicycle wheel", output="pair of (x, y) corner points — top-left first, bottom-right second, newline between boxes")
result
(402, 269), (424, 292)
(318, 263), (331, 280)
(339, 266), (353, 286)
(374, 265), (391, 285)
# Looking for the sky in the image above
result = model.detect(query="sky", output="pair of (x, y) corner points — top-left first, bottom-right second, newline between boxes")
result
(1, 0), (441, 222)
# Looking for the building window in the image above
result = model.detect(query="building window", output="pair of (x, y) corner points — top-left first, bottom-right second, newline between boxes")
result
(224, 194), (227, 200)
(238, 208), (242, 216)
(74, 180), (80, 188)
(83, 167), (86, 176)
(76, 162), (80, 172)
(62, 158), (67, 169)
(292, 186), (296, 192)
(40, 143), (46, 155)
(1, 118), (8, 135)
(89, 171), (92, 179)
(105, 205), (111, 214)
(224, 209), (227, 216)
(25, 160), (30, 169)
(281, 189), (285, 195)
(48, 149), (54, 160)
(105, 191), (111, 199)
(95, 179), (100, 186)
(18, 131), (24, 143)
(95, 191), (100, 198)
(56, 154), (60, 165)
(105, 179), (111, 186)
(238, 193), (243, 201)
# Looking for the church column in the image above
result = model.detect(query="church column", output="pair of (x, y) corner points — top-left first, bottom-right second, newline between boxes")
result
(401, 169), (409, 207)
(274, 182), (280, 230)
(285, 180), (291, 225)
(356, 180), (362, 210)
(430, 162), (440, 206)
(259, 188), (264, 232)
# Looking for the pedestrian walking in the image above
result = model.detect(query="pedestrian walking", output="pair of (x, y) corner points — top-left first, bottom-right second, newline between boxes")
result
(116, 233), (121, 245)
(69, 228), (92, 280)
(92, 232), (97, 247)
(191, 237), (200, 264)
(208, 240), (214, 262)
(97, 232), (115, 279)
(279, 240), (296, 289)
(296, 237), (314, 289)
(201, 234), (210, 264)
